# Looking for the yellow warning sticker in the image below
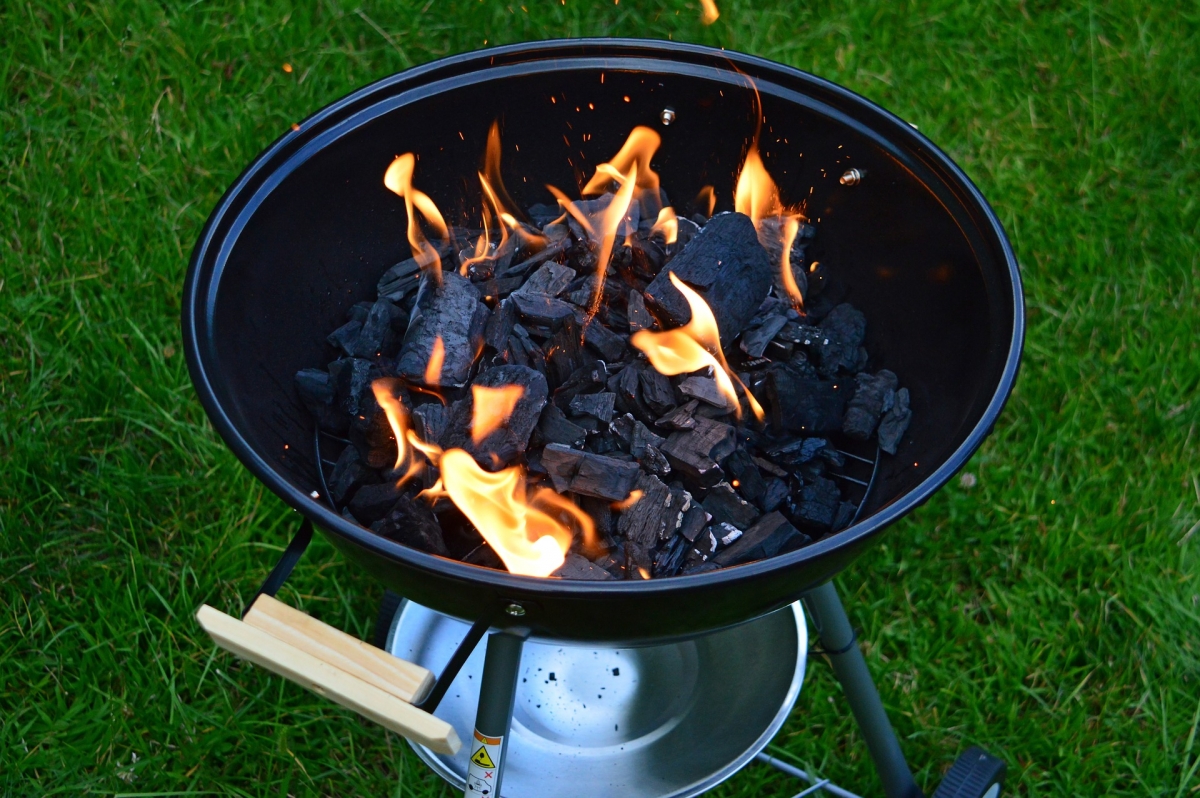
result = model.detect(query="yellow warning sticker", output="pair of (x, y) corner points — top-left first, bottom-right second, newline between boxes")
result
(470, 746), (496, 769)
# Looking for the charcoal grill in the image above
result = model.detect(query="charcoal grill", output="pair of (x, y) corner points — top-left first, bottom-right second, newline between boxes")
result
(184, 39), (1023, 798)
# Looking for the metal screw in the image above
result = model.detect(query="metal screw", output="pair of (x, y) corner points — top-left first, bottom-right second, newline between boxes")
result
(659, 107), (676, 126)
(505, 603), (526, 617)
(839, 168), (865, 186)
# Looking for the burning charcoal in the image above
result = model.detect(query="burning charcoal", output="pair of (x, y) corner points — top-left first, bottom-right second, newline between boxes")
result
(766, 437), (829, 466)
(713, 512), (810, 567)
(348, 298), (406, 358)
(678, 505), (709, 542)
(592, 545), (627, 579)
(643, 212), (773, 347)
(545, 316), (585, 386)
(370, 494), (449, 556)
(397, 271), (488, 388)
(553, 360), (609, 409)
(295, 368), (344, 431)
(813, 304), (867, 376)
(350, 399), (396, 470)
(348, 481), (407, 525)
(412, 402), (448, 445)
(625, 541), (654, 580)
(569, 392), (616, 423)
(638, 369), (676, 416)
(330, 357), (374, 416)
(702, 482), (760, 530)
(582, 319), (626, 362)
(376, 256), (422, 302)
(714, 522), (743, 547)
(512, 292), (576, 326)
(553, 552), (615, 580)
(739, 304), (791, 358)
(328, 445), (377, 505)
(760, 478), (790, 513)
(640, 445), (672, 477)
(723, 449), (767, 507)
(763, 363), (846, 435)
(608, 362), (654, 423)
(327, 319), (363, 355)
(483, 297), (516, 352)
(536, 403), (587, 448)
(753, 455), (788, 479)
(627, 290), (654, 332)
(877, 387), (911, 455)
(677, 375), (735, 412)
(441, 366), (548, 457)
(653, 534), (691, 578)
(843, 370), (899, 440)
(610, 413), (666, 457)
(577, 495), (616, 553)
(660, 416), (736, 487)
(472, 275), (525, 301)
(541, 444), (640, 501)
(507, 325), (546, 373)
(655, 399), (699, 431)
(792, 476), (840, 528)
(527, 202), (562, 227)
(833, 501), (857, 531)
(497, 235), (571, 279)
(513, 262), (575, 298)
(683, 526), (719, 570)
(617, 473), (681, 548)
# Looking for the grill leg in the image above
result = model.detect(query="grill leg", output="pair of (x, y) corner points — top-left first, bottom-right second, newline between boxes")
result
(463, 630), (527, 798)
(803, 581), (924, 798)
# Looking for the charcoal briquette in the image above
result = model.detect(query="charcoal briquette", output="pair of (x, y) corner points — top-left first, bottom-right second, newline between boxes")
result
(876, 387), (911, 455)
(843, 370), (899, 441)
(541, 444), (641, 501)
(702, 482), (761, 530)
(712, 511), (810, 567)
(370, 494), (449, 556)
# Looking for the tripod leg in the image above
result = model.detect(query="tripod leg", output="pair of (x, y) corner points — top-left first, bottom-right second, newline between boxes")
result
(803, 581), (924, 798)
(463, 630), (527, 798)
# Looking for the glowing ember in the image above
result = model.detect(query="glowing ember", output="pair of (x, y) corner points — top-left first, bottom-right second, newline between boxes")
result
(734, 139), (807, 308)
(439, 449), (573, 577)
(470, 384), (525, 444)
(383, 153), (449, 284)
(631, 273), (764, 420)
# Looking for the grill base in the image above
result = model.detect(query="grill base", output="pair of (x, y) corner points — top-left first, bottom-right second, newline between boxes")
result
(387, 601), (806, 798)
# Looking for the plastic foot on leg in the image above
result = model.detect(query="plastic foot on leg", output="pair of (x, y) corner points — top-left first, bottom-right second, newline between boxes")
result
(932, 747), (1006, 798)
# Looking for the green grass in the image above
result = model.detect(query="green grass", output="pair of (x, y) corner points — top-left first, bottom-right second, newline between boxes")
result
(2, 0), (1198, 795)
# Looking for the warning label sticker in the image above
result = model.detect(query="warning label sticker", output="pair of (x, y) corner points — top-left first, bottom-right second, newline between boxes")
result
(464, 730), (503, 797)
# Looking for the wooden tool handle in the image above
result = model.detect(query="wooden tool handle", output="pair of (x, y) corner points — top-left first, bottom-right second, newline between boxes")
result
(196, 601), (461, 755)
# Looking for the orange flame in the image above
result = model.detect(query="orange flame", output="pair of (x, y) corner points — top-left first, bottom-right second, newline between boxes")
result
(631, 273), (764, 421)
(424, 336), (445, 387)
(383, 153), (449, 285)
(695, 185), (716, 217)
(700, 0), (719, 24)
(734, 140), (807, 309)
(439, 449), (573, 576)
(650, 207), (678, 245)
(470, 384), (525, 444)
(588, 162), (638, 318)
(612, 489), (644, 511)
(582, 126), (662, 195)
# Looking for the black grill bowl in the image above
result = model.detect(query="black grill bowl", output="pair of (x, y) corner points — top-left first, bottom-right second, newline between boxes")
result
(183, 39), (1023, 643)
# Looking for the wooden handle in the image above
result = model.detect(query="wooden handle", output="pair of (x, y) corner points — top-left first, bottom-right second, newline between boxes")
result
(244, 594), (433, 704)
(196, 603), (461, 755)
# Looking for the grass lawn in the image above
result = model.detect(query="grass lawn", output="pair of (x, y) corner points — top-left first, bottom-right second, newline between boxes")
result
(2, 0), (1199, 794)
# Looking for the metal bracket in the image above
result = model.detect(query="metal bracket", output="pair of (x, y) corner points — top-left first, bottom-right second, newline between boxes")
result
(413, 607), (499, 713)
(243, 517), (314, 618)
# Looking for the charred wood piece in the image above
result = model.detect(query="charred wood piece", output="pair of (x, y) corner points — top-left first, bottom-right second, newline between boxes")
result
(644, 212), (773, 348)
(553, 552), (615, 580)
(541, 444), (640, 501)
(877, 387), (911, 455)
(396, 271), (488, 388)
(843, 369), (899, 440)
(370, 494), (449, 556)
(713, 511), (810, 567)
